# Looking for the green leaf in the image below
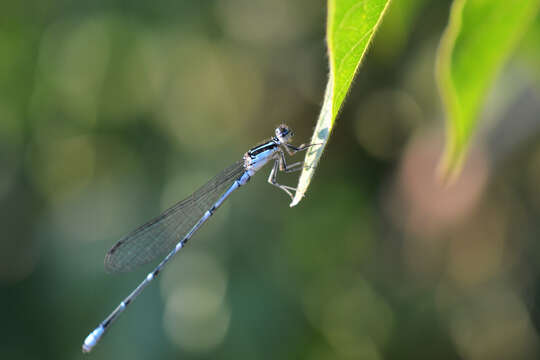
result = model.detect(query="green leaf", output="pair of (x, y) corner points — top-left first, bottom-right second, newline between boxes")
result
(436, 0), (540, 179)
(290, 0), (391, 207)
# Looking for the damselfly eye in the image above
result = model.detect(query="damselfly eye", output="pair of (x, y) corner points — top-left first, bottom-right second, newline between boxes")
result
(275, 124), (292, 140)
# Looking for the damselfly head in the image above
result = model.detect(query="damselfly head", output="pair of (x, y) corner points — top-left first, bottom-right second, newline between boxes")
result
(275, 124), (293, 143)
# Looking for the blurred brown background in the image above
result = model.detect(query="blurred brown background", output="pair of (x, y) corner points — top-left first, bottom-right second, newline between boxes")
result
(2, 0), (540, 359)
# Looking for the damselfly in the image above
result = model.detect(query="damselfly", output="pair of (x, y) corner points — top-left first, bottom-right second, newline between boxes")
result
(83, 124), (312, 353)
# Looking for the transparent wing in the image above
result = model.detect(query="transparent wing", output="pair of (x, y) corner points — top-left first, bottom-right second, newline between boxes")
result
(105, 161), (245, 273)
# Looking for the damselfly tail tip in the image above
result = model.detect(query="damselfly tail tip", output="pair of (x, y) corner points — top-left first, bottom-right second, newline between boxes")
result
(82, 325), (104, 353)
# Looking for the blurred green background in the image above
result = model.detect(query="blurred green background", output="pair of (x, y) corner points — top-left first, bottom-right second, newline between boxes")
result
(2, 1), (540, 359)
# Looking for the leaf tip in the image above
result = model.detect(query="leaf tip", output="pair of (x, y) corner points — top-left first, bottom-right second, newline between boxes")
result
(289, 196), (302, 208)
(437, 145), (465, 186)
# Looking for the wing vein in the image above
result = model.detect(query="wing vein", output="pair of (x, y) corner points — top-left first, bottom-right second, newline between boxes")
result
(104, 161), (245, 272)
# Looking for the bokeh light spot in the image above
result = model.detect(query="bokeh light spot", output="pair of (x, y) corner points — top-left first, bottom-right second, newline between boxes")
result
(355, 90), (422, 160)
(396, 128), (489, 237)
(161, 251), (230, 353)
